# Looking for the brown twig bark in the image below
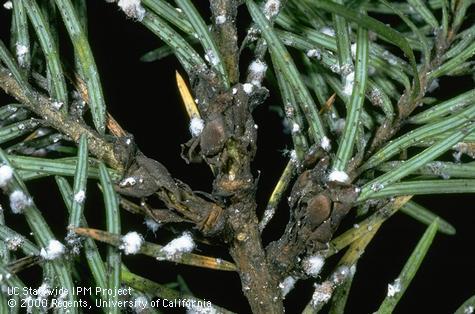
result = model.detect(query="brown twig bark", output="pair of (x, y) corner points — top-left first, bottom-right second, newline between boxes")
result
(1, 16), (283, 312)
(0, 66), (129, 171)
(182, 67), (283, 311)
(0, 65), (225, 237)
(210, 0), (240, 85)
(181, 0), (286, 311)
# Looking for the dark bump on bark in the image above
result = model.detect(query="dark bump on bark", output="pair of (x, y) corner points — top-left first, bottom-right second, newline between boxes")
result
(266, 155), (358, 280)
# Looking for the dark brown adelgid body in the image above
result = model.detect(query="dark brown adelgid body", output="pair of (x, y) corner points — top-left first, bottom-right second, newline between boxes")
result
(200, 116), (227, 156)
(266, 154), (358, 279)
(307, 194), (332, 228)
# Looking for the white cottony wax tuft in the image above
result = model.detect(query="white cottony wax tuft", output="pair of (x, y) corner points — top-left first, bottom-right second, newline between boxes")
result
(0, 164), (13, 187)
(264, 0), (281, 19)
(320, 27), (335, 37)
(118, 0), (145, 21)
(215, 15), (226, 25)
(6, 236), (23, 251)
(3, 1), (12, 10)
(303, 255), (325, 277)
(51, 101), (63, 110)
(328, 170), (350, 183)
(243, 83), (254, 94)
(387, 278), (402, 297)
(248, 60), (268, 86)
(311, 282), (333, 307)
(120, 231), (144, 255)
(119, 177), (137, 187)
(74, 190), (86, 204)
(16, 44), (29, 66)
(161, 232), (195, 259)
(464, 306), (474, 314)
(204, 51), (219, 66)
(189, 117), (205, 137)
(320, 136), (331, 151)
(342, 71), (355, 96)
(351, 43), (357, 57)
(306, 49), (321, 59)
(279, 276), (297, 297)
(249, 60), (267, 75)
(40, 239), (66, 260)
(290, 150), (298, 163)
(292, 123), (301, 133)
(9, 190), (32, 214)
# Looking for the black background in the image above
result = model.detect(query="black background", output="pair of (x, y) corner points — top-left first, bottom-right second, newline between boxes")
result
(1, 2), (474, 313)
